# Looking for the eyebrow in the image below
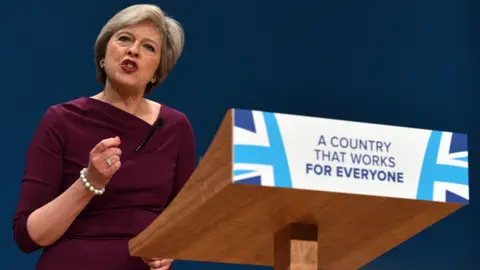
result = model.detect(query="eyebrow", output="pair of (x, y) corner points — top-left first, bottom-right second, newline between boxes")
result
(117, 30), (159, 48)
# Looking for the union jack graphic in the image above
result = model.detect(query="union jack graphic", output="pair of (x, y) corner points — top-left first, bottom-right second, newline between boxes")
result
(232, 109), (292, 188)
(416, 131), (469, 203)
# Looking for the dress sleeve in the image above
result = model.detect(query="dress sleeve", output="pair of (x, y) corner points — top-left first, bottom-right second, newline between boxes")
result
(168, 113), (196, 205)
(12, 106), (65, 253)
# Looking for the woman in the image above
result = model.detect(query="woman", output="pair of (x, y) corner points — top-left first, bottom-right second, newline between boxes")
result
(12, 4), (195, 270)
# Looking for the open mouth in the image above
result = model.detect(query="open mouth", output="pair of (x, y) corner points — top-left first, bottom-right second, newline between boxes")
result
(121, 59), (138, 73)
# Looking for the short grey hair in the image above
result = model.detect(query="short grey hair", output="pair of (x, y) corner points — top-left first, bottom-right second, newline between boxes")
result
(94, 4), (184, 94)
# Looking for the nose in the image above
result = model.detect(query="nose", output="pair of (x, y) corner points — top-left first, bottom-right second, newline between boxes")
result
(127, 42), (140, 58)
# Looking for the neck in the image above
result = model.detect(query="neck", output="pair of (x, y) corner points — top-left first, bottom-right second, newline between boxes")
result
(99, 82), (145, 116)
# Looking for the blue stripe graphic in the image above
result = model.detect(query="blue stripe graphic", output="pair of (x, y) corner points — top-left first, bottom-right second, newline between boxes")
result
(416, 131), (469, 202)
(233, 169), (257, 176)
(233, 112), (292, 188)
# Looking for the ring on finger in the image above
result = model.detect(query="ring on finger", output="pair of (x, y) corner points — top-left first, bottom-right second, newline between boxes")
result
(105, 157), (112, 167)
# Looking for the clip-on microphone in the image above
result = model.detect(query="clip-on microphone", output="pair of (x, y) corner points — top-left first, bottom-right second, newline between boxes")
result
(135, 117), (164, 152)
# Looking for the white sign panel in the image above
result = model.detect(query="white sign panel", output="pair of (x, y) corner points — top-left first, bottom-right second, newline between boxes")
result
(232, 109), (469, 204)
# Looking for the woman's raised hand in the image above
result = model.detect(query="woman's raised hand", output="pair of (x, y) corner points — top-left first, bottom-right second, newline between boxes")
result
(86, 136), (122, 189)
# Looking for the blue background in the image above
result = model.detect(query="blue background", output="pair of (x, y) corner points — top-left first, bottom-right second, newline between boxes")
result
(2, 0), (478, 269)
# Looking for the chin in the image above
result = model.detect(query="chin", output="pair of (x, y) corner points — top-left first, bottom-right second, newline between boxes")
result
(113, 76), (142, 92)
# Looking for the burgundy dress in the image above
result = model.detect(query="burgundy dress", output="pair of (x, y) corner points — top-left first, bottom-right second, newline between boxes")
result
(12, 97), (196, 270)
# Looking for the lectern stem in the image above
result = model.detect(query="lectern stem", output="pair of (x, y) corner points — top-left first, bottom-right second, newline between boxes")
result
(274, 223), (319, 270)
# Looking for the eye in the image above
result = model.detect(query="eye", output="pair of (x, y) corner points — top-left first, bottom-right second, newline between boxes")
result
(118, 35), (131, 42)
(144, 44), (155, 52)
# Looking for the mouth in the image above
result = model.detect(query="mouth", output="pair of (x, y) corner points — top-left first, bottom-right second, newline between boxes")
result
(121, 59), (138, 73)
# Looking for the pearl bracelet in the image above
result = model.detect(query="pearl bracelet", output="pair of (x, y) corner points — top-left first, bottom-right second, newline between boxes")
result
(80, 168), (105, 195)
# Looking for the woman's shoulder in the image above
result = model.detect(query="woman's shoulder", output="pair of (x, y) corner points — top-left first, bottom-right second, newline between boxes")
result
(36, 96), (97, 130)
(39, 96), (86, 118)
(44, 96), (91, 114)
(29, 97), (92, 144)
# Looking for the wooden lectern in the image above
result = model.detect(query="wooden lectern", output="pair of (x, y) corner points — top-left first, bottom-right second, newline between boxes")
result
(129, 109), (469, 269)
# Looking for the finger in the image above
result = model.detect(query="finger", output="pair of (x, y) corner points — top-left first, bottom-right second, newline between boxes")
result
(91, 137), (121, 154)
(147, 260), (163, 268)
(157, 260), (173, 270)
(150, 259), (172, 268)
(100, 148), (121, 166)
(101, 147), (122, 159)
(104, 159), (121, 175)
(102, 155), (120, 170)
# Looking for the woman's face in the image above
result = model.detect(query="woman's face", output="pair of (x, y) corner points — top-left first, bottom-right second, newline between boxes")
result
(103, 20), (162, 94)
